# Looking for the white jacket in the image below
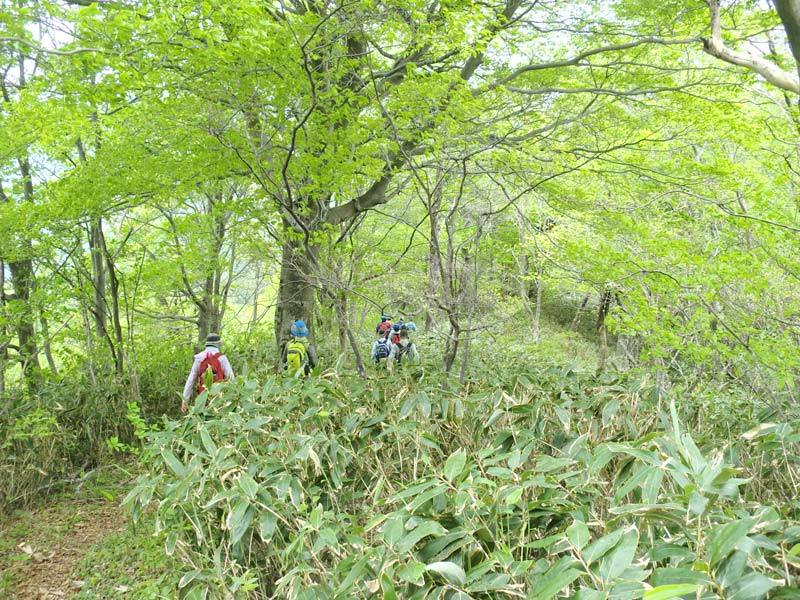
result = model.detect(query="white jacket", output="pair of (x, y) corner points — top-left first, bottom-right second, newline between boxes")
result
(183, 348), (235, 401)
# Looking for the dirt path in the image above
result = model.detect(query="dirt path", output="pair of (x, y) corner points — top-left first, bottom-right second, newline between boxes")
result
(1, 498), (125, 599)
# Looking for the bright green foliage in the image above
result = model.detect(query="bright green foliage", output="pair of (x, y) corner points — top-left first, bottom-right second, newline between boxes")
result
(127, 369), (800, 598)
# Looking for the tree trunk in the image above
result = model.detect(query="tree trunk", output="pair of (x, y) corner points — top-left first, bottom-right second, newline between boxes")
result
(4, 157), (42, 392)
(274, 237), (317, 365)
(532, 271), (542, 343)
(331, 291), (366, 377)
(89, 218), (108, 341)
(571, 294), (590, 331)
(774, 0), (800, 81)
(0, 259), (6, 401)
(336, 292), (347, 356)
(40, 313), (58, 375)
(443, 317), (460, 373)
(596, 290), (614, 371)
(9, 258), (41, 391)
(426, 187), (442, 330)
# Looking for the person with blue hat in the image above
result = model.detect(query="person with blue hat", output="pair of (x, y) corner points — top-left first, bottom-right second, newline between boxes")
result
(284, 319), (318, 377)
(376, 314), (392, 335)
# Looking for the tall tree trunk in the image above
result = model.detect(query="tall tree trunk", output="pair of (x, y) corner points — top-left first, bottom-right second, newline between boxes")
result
(329, 290), (366, 377)
(774, 0), (800, 81)
(249, 261), (262, 331)
(9, 258), (41, 390)
(0, 259), (7, 401)
(89, 218), (108, 341)
(4, 158), (42, 392)
(426, 188), (442, 330)
(40, 313), (58, 375)
(596, 290), (614, 371)
(274, 236), (317, 364)
(102, 236), (125, 377)
(571, 294), (590, 331)
(443, 317), (460, 373)
(336, 292), (347, 356)
(532, 271), (542, 343)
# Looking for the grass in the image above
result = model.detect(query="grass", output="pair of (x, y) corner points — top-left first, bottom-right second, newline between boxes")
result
(0, 463), (182, 599)
(73, 513), (181, 599)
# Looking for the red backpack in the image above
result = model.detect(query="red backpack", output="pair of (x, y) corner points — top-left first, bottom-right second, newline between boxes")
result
(196, 352), (227, 394)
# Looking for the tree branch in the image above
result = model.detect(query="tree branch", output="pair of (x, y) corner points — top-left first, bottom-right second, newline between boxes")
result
(0, 37), (104, 56)
(489, 36), (701, 90)
(702, 0), (800, 94)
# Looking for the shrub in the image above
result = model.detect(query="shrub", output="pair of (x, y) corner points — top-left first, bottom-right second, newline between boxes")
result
(127, 369), (800, 598)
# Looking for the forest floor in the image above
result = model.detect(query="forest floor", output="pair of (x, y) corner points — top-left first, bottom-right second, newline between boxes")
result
(0, 496), (125, 599)
(0, 465), (179, 599)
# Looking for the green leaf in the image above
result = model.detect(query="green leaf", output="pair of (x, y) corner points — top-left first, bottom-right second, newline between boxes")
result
(599, 527), (638, 583)
(258, 512), (277, 542)
(199, 427), (217, 456)
(644, 584), (699, 600)
(227, 500), (254, 546)
(381, 573), (397, 600)
(532, 558), (582, 599)
(425, 561), (466, 586)
(708, 519), (754, 567)
(573, 588), (606, 600)
(584, 528), (625, 565)
(237, 473), (259, 500)
(161, 448), (187, 478)
(444, 449), (467, 482)
(396, 520), (447, 553)
(567, 520), (590, 551)
(165, 530), (179, 556)
(651, 568), (710, 586)
(398, 561), (426, 584)
(383, 515), (406, 545)
(178, 570), (207, 589)
(505, 485), (524, 505)
(727, 574), (782, 600)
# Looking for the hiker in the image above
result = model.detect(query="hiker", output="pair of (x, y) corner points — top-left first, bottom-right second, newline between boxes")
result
(387, 328), (419, 372)
(284, 320), (318, 377)
(181, 333), (235, 413)
(390, 323), (402, 345)
(371, 328), (393, 365)
(376, 314), (393, 336)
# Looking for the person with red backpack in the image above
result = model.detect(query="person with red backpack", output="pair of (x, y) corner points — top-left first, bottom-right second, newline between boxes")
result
(181, 333), (235, 413)
(376, 314), (393, 336)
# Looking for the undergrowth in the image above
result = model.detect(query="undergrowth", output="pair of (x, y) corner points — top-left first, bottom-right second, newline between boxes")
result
(126, 364), (800, 599)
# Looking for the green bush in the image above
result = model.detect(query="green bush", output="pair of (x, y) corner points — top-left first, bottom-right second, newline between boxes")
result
(126, 369), (800, 598)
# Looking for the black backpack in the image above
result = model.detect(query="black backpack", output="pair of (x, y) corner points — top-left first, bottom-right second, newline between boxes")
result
(395, 342), (413, 363)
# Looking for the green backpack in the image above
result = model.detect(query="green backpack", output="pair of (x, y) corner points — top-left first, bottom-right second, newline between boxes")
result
(286, 338), (308, 376)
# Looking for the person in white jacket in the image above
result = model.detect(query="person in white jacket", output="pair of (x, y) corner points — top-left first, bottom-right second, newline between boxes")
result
(387, 328), (420, 372)
(181, 333), (235, 413)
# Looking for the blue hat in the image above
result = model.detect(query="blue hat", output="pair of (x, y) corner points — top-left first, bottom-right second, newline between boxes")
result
(381, 315), (390, 322)
(290, 320), (308, 337)
(405, 322), (417, 331)
(392, 323), (401, 331)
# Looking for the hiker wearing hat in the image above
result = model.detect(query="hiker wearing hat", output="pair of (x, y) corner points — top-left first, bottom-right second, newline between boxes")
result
(284, 320), (318, 377)
(181, 333), (235, 413)
(387, 327), (420, 373)
(375, 314), (392, 335)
